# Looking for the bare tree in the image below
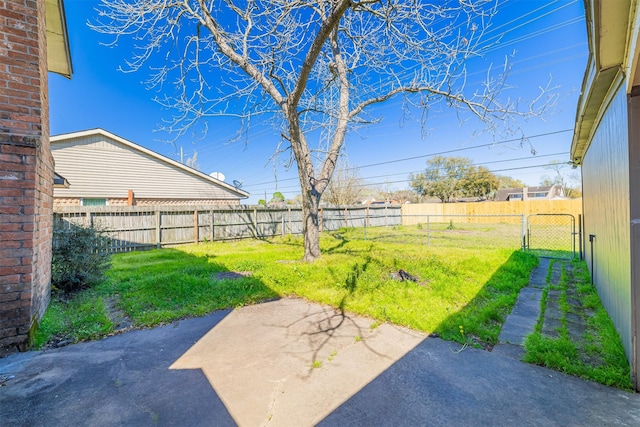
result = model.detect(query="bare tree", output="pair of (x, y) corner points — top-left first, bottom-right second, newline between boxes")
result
(185, 149), (200, 170)
(324, 159), (366, 205)
(92, 0), (554, 261)
(540, 160), (582, 198)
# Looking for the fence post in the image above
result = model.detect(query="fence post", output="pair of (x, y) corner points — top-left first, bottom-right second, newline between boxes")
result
(366, 206), (370, 227)
(288, 207), (291, 235)
(155, 208), (161, 248)
(193, 209), (199, 244)
(578, 213), (583, 260)
(281, 211), (285, 236)
(253, 208), (258, 238)
(363, 217), (367, 240)
(210, 210), (215, 242)
(521, 214), (526, 251)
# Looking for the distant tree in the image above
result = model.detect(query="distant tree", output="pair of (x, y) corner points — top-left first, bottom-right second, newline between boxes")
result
(497, 175), (526, 189)
(540, 160), (582, 198)
(324, 160), (366, 205)
(462, 165), (500, 199)
(258, 199), (267, 206)
(410, 156), (473, 203)
(185, 149), (200, 170)
(286, 194), (303, 205)
(270, 192), (285, 203)
(369, 189), (422, 203)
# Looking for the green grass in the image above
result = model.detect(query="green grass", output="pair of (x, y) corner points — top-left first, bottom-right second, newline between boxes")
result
(36, 224), (535, 350)
(32, 291), (113, 348)
(523, 259), (632, 390)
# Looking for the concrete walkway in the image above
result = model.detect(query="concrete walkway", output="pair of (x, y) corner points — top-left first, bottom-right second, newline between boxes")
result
(2, 297), (640, 426)
(494, 257), (553, 358)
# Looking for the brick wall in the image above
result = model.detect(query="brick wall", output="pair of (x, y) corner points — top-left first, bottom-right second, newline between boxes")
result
(0, 0), (52, 353)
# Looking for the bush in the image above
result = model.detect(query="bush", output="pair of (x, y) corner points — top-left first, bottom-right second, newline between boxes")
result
(52, 223), (112, 294)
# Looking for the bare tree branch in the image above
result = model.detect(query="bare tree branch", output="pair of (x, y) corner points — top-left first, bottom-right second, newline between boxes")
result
(91, 0), (557, 260)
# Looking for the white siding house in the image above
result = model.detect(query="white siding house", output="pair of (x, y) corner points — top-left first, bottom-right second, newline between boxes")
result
(571, 0), (640, 389)
(51, 129), (249, 207)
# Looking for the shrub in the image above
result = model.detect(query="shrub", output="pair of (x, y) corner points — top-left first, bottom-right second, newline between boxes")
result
(52, 222), (112, 294)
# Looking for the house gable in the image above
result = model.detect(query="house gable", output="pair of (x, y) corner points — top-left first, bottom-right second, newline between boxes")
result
(51, 129), (249, 202)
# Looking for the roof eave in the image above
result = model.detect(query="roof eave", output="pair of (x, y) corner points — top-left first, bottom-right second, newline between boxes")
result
(46, 0), (73, 79)
(570, 0), (635, 164)
(570, 63), (621, 164)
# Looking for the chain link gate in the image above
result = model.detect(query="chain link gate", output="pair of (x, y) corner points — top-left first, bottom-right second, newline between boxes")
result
(526, 214), (576, 259)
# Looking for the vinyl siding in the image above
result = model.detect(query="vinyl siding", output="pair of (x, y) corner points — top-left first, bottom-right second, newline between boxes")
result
(582, 84), (632, 359)
(52, 134), (243, 201)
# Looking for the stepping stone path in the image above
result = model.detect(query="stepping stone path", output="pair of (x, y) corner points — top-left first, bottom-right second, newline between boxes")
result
(493, 257), (591, 360)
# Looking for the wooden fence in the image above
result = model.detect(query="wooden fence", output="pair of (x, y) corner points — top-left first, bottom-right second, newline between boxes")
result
(53, 205), (402, 252)
(401, 199), (583, 225)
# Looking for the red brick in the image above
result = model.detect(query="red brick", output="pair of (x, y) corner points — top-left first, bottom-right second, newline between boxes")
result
(0, 306), (26, 321)
(0, 275), (22, 287)
(0, 328), (20, 340)
(0, 188), (23, 199)
(0, 265), (30, 276)
(0, 240), (21, 249)
(0, 206), (22, 215)
(0, 334), (28, 347)
(0, 292), (19, 303)
(1, 144), (35, 155)
(0, 248), (31, 259)
(0, 299), (30, 311)
(0, 231), (32, 241)
(0, 315), (29, 328)
(0, 257), (21, 267)
(0, 10), (27, 23)
(0, 223), (22, 233)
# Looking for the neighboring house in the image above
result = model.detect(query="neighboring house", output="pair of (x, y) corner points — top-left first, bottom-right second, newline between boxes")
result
(494, 185), (565, 202)
(51, 129), (249, 207)
(571, 0), (640, 389)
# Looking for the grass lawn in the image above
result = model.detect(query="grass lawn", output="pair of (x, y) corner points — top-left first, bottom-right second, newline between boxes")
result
(35, 223), (536, 350)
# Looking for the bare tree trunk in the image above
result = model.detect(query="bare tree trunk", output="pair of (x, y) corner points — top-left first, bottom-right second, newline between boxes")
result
(301, 188), (322, 261)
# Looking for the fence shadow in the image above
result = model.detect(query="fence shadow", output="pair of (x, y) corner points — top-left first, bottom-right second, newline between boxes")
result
(102, 247), (278, 326)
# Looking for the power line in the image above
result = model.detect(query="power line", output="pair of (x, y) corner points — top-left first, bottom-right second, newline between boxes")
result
(242, 128), (573, 189)
(254, 160), (573, 193)
(355, 152), (568, 183)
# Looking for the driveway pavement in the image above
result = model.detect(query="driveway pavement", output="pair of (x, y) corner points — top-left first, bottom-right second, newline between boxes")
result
(1, 298), (640, 426)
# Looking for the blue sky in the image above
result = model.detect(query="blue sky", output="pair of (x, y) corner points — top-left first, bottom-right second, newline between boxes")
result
(50, 0), (588, 204)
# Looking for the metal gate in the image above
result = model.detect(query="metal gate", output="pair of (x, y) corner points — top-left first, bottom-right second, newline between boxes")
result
(526, 214), (576, 259)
